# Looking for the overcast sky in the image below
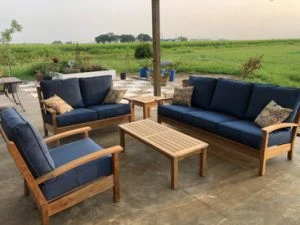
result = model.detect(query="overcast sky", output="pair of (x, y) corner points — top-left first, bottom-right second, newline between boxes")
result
(1, 0), (300, 43)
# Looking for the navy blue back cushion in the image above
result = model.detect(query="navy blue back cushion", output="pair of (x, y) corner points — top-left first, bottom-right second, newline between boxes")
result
(245, 84), (300, 122)
(40, 78), (84, 108)
(79, 76), (112, 106)
(0, 108), (55, 178)
(209, 79), (253, 118)
(188, 76), (217, 109)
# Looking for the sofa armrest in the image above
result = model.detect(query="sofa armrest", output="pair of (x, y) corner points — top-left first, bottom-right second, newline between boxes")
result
(36, 145), (123, 184)
(44, 127), (92, 144)
(262, 123), (298, 134)
(260, 123), (298, 151)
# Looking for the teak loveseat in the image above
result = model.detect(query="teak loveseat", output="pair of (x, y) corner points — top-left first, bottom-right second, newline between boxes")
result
(0, 107), (123, 225)
(37, 75), (132, 136)
(158, 76), (300, 175)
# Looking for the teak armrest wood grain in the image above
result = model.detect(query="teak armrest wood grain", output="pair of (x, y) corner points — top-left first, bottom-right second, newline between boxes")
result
(36, 145), (123, 184)
(44, 127), (92, 144)
(0, 126), (123, 225)
(37, 86), (133, 136)
(158, 112), (300, 176)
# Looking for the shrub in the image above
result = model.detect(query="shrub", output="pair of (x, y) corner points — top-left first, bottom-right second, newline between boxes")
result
(240, 55), (263, 79)
(134, 43), (153, 59)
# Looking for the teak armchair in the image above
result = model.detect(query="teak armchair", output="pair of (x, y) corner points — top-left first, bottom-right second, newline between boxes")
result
(0, 107), (123, 225)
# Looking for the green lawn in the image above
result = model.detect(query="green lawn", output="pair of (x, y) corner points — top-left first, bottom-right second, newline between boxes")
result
(3, 39), (300, 87)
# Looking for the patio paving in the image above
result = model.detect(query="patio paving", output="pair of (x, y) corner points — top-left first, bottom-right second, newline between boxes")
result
(0, 78), (299, 225)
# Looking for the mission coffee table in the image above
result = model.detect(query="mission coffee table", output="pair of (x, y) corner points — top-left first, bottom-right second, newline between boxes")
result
(119, 119), (208, 189)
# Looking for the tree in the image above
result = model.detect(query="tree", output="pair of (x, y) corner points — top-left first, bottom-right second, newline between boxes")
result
(137, 33), (152, 42)
(120, 34), (135, 43)
(95, 33), (119, 43)
(177, 36), (188, 41)
(52, 40), (63, 44)
(0, 20), (22, 76)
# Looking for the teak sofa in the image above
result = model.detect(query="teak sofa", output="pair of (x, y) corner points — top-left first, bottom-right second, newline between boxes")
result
(0, 107), (123, 225)
(158, 76), (300, 175)
(37, 75), (132, 136)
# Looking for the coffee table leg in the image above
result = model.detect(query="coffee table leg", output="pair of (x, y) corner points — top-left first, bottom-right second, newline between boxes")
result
(171, 158), (179, 189)
(200, 148), (207, 177)
(120, 129), (125, 152)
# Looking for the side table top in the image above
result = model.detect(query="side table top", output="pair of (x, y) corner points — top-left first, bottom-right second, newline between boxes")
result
(124, 95), (172, 104)
(0, 77), (23, 84)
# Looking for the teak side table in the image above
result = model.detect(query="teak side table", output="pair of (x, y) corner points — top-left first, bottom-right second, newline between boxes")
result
(124, 96), (172, 120)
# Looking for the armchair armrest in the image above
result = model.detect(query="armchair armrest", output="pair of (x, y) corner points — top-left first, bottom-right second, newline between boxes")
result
(36, 145), (123, 184)
(44, 127), (92, 144)
(43, 107), (57, 115)
(262, 123), (298, 134)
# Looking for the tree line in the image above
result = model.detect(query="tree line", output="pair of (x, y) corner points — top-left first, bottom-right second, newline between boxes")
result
(95, 33), (152, 43)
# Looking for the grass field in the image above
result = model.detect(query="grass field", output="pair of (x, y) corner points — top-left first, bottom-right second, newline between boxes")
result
(2, 39), (300, 87)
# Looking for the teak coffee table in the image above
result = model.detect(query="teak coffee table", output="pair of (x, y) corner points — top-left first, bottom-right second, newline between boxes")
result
(124, 96), (172, 120)
(119, 119), (209, 189)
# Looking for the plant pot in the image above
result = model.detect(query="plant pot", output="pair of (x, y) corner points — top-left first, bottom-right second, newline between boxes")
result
(151, 76), (169, 86)
(120, 72), (126, 80)
(139, 67), (149, 78)
(169, 69), (176, 81)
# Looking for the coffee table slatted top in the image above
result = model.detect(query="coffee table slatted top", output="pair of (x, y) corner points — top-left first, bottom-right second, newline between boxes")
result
(119, 119), (208, 158)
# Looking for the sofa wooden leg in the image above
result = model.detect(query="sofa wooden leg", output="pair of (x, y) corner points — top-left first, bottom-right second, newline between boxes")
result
(44, 126), (48, 137)
(113, 153), (120, 203)
(258, 159), (267, 176)
(24, 179), (29, 196)
(287, 149), (294, 160)
(41, 208), (49, 225)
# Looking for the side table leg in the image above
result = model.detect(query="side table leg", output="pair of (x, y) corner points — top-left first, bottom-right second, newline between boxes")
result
(171, 158), (179, 189)
(143, 105), (148, 119)
(120, 129), (125, 152)
(147, 105), (151, 118)
(199, 148), (207, 177)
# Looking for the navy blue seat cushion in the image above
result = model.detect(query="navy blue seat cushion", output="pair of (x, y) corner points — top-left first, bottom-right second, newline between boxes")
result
(188, 76), (217, 109)
(209, 79), (253, 118)
(182, 110), (237, 133)
(158, 104), (200, 121)
(0, 108), (55, 177)
(45, 108), (97, 127)
(40, 78), (84, 108)
(40, 138), (112, 200)
(218, 120), (292, 149)
(79, 76), (112, 106)
(245, 84), (300, 122)
(88, 104), (130, 120)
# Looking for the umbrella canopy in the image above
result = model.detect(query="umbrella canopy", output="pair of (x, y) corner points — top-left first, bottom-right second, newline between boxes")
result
(152, 0), (161, 96)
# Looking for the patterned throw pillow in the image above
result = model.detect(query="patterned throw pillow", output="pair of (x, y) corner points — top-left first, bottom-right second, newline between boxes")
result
(254, 100), (293, 128)
(42, 95), (73, 114)
(103, 88), (126, 104)
(172, 86), (194, 107)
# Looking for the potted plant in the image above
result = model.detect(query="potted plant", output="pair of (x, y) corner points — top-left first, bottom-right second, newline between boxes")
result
(164, 60), (181, 81)
(150, 70), (169, 86)
(139, 59), (152, 78)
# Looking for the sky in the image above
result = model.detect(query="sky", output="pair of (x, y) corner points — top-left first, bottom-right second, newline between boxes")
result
(1, 0), (300, 43)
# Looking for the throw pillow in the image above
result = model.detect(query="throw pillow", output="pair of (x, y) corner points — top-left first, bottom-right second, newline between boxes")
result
(254, 100), (293, 128)
(42, 95), (73, 114)
(103, 88), (126, 104)
(172, 86), (194, 107)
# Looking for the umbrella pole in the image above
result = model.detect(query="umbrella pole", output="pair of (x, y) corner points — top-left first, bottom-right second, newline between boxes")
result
(152, 0), (161, 96)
